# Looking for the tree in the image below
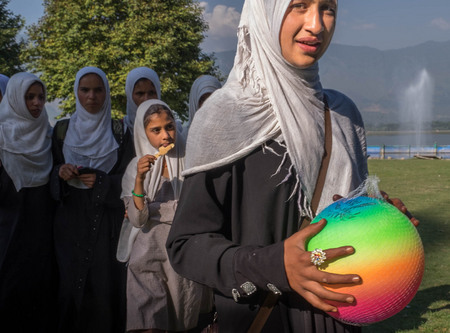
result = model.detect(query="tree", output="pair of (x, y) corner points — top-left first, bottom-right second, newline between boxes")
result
(0, 0), (25, 76)
(23, 0), (219, 119)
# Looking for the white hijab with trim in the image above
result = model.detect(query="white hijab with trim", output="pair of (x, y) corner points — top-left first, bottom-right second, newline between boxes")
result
(118, 99), (185, 262)
(124, 67), (161, 135)
(63, 67), (118, 179)
(185, 0), (366, 215)
(187, 75), (222, 127)
(0, 72), (52, 191)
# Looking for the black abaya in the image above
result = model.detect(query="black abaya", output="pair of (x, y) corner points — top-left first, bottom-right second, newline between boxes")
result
(51, 119), (134, 333)
(0, 168), (57, 332)
(167, 140), (362, 333)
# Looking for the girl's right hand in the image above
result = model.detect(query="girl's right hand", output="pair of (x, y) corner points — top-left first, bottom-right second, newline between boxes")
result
(284, 219), (361, 313)
(58, 164), (79, 181)
(136, 154), (156, 180)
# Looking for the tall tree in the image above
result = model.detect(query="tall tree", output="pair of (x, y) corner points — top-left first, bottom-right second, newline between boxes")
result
(0, 0), (25, 76)
(23, 0), (218, 119)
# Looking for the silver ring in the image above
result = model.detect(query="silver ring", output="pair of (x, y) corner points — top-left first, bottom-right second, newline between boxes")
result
(310, 248), (326, 266)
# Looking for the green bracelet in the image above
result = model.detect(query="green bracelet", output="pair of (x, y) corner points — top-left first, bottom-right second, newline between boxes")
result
(132, 190), (145, 198)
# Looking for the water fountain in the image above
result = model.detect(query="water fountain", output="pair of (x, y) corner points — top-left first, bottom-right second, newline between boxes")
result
(368, 69), (449, 159)
(398, 69), (434, 148)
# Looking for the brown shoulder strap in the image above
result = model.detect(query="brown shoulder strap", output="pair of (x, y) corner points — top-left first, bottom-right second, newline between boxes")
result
(247, 99), (332, 333)
(299, 99), (332, 229)
(310, 100), (332, 215)
(247, 292), (280, 333)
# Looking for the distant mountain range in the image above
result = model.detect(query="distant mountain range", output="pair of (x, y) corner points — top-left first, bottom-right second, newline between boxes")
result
(212, 40), (450, 127)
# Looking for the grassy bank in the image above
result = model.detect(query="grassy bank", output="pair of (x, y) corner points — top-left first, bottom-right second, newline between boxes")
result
(363, 160), (450, 333)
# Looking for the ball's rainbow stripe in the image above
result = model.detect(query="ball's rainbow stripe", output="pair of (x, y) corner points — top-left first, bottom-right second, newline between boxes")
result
(306, 196), (424, 325)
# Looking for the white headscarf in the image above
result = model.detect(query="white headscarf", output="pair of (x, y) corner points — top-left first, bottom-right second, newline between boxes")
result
(0, 74), (9, 96)
(0, 72), (52, 191)
(185, 0), (366, 215)
(121, 99), (185, 201)
(187, 75), (222, 127)
(118, 99), (185, 262)
(63, 67), (118, 184)
(124, 67), (161, 135)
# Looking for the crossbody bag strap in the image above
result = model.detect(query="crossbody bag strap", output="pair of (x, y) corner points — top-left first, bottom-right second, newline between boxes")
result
(302, 97), (332, 226)
(247, 98), (332, 333)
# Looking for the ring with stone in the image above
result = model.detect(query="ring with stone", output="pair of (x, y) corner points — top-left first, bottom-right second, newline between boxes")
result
(310, 248), (327, 266)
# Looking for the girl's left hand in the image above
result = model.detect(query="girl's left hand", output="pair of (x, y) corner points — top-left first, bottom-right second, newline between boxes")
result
(79, 173), (96, 188)
(380, 191), (420, 227)
(332, 193), (419, 227)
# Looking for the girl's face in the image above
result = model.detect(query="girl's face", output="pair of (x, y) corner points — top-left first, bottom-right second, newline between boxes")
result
(132, 79), (158, 107)
(25, 82), (45, 118)
(145, 111), (176, 150)
(77, 73), (106, 114)
(279, 0), (337, 69)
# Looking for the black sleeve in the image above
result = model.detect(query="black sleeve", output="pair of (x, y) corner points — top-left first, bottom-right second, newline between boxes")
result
(50, 122), (69, 201)
(166, 168), (291, 302)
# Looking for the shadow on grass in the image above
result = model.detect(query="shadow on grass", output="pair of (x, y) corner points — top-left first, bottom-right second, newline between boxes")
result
(363, 284), (450, 332)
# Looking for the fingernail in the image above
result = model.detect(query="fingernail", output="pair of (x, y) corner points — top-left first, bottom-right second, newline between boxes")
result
(331, 307), (338, 313)
(346, 247), (354, 253)
(346, 297), (354, 303)
(352, 276), (360, 282)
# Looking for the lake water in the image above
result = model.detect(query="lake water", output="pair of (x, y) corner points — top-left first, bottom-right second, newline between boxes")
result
(366, 132), (450, 159)
(366, 132), (450, 146)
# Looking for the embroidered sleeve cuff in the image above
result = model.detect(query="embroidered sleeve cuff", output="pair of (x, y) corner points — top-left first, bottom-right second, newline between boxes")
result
(233, 241), (290, 299)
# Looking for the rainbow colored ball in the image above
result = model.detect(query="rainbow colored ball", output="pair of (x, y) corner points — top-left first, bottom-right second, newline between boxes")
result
(306, 196), (424, 326)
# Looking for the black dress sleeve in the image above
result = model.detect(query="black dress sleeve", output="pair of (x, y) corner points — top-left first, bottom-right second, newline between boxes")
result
(167, 141), (298, 302)
(50, 120), (70, 201)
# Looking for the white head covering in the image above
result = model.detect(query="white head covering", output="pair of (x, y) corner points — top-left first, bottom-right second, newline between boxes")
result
(118, 99), (185, 262)
(121, 99), (185, 201)
(0, 74), (9, 96)
(124, 67), (161, 135)
(185, 0), (366, 216)
(63, 67), (118, 187)
(187, 75), (222, 127)
(0, 72), (52, 191)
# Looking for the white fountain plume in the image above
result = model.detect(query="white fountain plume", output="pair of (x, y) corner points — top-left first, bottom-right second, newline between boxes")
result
(399, 69), (434, 147)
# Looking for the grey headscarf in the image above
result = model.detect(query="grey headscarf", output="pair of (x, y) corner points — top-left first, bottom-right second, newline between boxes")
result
(187, 75), (222, 128)
(124, 67), (161, 135)
(184, 0), (367, 216)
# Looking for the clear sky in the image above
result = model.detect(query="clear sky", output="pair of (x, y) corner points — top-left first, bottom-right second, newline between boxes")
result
(7, 0), (450, 53)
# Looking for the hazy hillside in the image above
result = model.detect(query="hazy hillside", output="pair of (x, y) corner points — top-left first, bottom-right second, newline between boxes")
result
(213, 40), (450, 127)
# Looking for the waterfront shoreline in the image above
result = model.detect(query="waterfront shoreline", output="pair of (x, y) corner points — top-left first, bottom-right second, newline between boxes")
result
(366, 129), (450, 135)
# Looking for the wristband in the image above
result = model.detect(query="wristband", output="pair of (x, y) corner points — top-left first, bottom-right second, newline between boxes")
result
(132, 189), (145, 198)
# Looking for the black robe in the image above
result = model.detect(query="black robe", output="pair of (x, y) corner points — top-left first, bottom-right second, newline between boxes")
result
(51, 120), (134, 333)
(167, 140), (362, 333)
(0, 168), (57, 332)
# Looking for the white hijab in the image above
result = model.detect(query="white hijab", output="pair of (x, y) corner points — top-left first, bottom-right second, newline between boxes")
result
(121, 99), (185, 201)
(0, 72), (52, 191)
(63, 67), (118, 183)
(118, 99), (185, 262)
(0, 74), (9, 96)
(124, 67), (161, 135)
(187, 75), (222, 127)
(185, 0), (366, 215)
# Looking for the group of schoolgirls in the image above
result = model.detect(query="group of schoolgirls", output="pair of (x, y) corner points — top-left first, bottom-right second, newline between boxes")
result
(0, 67), (221, 333)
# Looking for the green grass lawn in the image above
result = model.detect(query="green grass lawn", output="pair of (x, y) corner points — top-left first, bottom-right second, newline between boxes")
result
(363, 159), (450, 333)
